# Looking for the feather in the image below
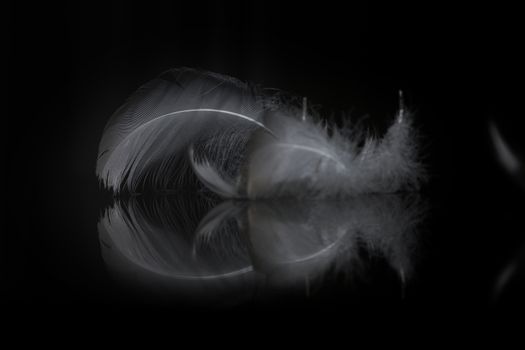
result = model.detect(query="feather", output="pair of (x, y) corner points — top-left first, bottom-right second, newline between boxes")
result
(97, 68), (425, 197)
(191, 92), (425, 198)
(96, 67), (275, 194)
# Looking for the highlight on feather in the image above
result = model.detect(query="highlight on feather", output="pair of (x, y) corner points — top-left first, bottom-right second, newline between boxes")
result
(96, 67), (425, 197)
(488, 120), (525, 300)
(489, 120), (522, 176)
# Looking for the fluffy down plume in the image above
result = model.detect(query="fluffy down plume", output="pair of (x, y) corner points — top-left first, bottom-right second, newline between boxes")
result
(97, 68), (425, 198)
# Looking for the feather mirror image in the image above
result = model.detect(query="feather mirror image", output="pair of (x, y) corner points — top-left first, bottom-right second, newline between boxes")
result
(98, 194), (425, 305)
(96, 67), (428, 305)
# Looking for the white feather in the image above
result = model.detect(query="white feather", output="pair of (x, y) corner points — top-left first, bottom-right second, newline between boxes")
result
(98, 68), (425, 197)
(191, 102), (424, 198)
(96, 68), (275, 194)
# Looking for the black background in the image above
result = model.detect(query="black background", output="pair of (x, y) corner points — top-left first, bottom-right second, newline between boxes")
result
(6, 0), (525, 322)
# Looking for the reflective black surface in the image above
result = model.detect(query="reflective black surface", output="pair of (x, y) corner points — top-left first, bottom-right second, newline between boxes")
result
(7, 1), (525, 320)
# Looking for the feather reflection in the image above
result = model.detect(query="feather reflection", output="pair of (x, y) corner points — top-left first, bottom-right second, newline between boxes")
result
(98, 194), (426, 304)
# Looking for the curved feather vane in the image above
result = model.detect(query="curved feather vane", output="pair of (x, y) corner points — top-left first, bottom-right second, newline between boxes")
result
(96, 68), (276, 194)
